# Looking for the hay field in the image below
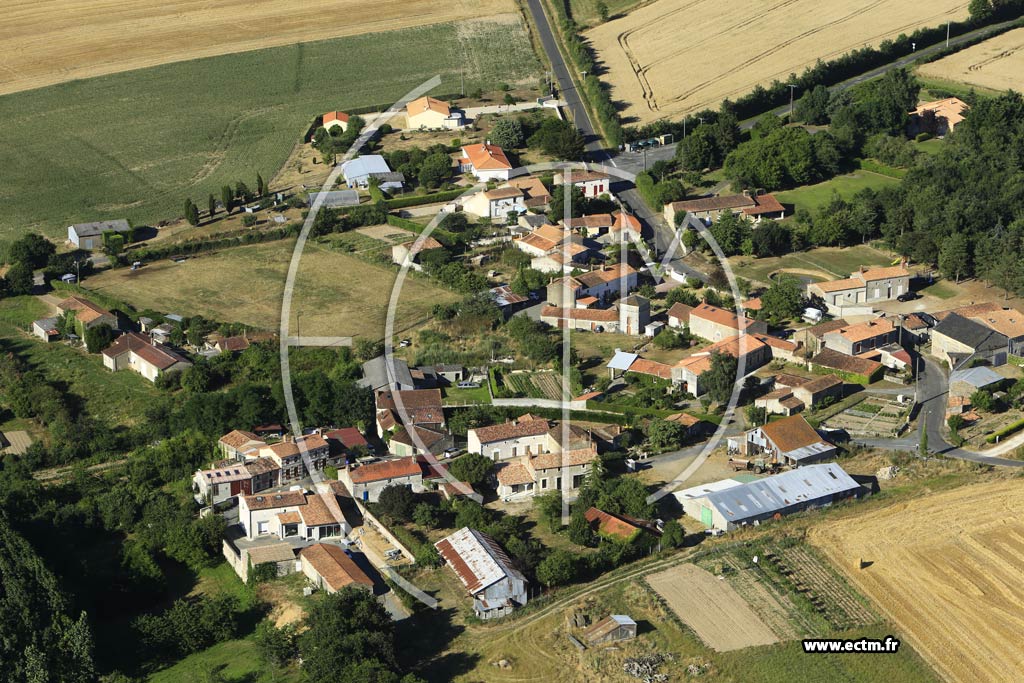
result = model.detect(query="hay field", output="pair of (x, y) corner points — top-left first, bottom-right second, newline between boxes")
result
(811, 479), (1024, 683)
(0, 17), (540, 243)
(0, 0), (515, 96)
(919, 26), (1024, 92)
(81, 240), (458, 340)
(646, 564), (779, 651)
(585, 0), (969, 124)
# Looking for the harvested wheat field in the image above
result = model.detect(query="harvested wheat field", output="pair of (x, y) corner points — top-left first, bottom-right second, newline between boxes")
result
(811, 479), (1024, 683)
(586, 0), (969, 124)
(646, 563), (779, 651)
(919, 26), (1024, 92)
(0, 0), (514, 96)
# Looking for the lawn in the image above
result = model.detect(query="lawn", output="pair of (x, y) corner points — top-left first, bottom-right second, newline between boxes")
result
(147, 638), (299, 683)
(0, 296), (162, 428)
(919, 279), (959, 300)
(443, 385), (492, 405)
(0, 18), (541, 243)
(774, 171), (901, 215)
(731, 244), (896, 285)
(914, 138), (946, 156)
(81, 239), (459, 340)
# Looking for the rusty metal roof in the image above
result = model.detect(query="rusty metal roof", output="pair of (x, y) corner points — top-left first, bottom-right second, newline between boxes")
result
(435, 527), (525, 595)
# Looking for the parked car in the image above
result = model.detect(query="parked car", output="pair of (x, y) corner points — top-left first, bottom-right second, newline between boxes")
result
(399, 339), (412, 347)
(897, 291), (920, 302)
(443, 447), (460, 459)
(457, 381), (480, 389)
(704, 528), (725, 537)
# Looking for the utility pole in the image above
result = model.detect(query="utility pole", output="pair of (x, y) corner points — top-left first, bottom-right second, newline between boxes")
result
(787, 84), (798, 121)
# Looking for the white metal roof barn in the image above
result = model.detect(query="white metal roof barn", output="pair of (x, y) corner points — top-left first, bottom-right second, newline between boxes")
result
(682, 463), (862, 531)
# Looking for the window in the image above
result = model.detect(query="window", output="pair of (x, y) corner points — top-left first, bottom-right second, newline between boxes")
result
(541, 479), (548, 489)
(256, 521), (268, 535)
(283, 523), (299, 538)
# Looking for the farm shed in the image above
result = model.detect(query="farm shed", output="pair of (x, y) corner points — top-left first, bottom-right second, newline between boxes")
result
(949, 366), (1005, 398)
(435, 527), (527, 619)
(341, 155), (403, 191)
(684, 463), (862, 532)
(299, 543), (374, 593)
(307, 190), (360, 208)
(67, 219), (130, 250)
(584, 615), (637, 645)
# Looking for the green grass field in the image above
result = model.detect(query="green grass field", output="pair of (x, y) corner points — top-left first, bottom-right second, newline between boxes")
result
(147, 638), (299, 683)
(731, 244), (896, 285)
(0, 19), (540, 243)
(0, 296), (162, 427)
(774, 171), (901, 215)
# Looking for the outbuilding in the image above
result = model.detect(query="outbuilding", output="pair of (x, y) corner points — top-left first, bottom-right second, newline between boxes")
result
(682, 463), (862, 531)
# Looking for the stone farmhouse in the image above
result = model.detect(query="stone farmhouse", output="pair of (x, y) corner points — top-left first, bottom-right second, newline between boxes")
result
(734, 414), (837, 466)
(807, 265), (911, 310)
(339, 457), (425, 503)
(545, 263), (638, 307)
(755, 374), (844, 416)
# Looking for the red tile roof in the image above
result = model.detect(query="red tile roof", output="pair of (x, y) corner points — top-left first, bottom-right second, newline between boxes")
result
(300, 543), (374, 591)
(627, 358), (673, 380)
(470, 417), (551, 444)
(323, 111), (350, 124)
(461, 142), (512, 171)
(742, 193), (785, 216)
(758, 414), (829, 454)
(348, 457), (422, 484)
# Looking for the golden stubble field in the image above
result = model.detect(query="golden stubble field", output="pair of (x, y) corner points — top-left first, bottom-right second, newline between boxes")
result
(585, 0), (969, 124)
(0, 0), (515, 96)
(811, 479), (1024, 683)
(919, 26), (1024, 92)
(82, 238), (458, 340)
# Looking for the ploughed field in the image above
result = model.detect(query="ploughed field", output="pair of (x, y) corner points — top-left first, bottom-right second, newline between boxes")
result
(811, 479), (1024, 683)
(0, 0), (515, 96)
(585, 0), (969, 124)
(919, 26), (1024, 92)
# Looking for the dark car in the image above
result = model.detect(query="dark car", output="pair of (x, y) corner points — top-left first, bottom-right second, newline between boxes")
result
(896, 292), (920, 302)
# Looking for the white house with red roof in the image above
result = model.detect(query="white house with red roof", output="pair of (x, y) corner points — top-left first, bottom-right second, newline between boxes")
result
(322, 111), (350, 132)
(554, 169), (612, 198)
(460, 142), (514, 181)
(101, 332), (191, 382)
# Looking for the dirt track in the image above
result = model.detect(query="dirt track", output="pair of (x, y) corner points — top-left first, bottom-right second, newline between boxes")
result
(919, 26), (1024, 92)
(646, 563), (778, 651)
(811, 479), (1024, 683)
(0, 0), (513, 96)
(585, 0), (969, 123)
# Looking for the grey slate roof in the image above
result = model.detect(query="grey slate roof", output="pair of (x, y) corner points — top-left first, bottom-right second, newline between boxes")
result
(703, 463), (860, 525)
(933, 313), (1008, 351)
(359, 355), (414, 391)
(69, 219), (130, 239)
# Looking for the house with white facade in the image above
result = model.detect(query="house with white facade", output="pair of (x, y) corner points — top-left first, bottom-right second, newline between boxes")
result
(553, 169), (611, 198)
(101, 332), (191, 383)
(459, 142), (513, 181)
(462, 186), (526, 219)
(237, 490), (346, 541)
(468, 415), (553, 460)
(321, 111), (350, 132)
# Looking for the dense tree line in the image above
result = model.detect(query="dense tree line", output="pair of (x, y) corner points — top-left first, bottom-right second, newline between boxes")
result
(0, 512), (96, 683)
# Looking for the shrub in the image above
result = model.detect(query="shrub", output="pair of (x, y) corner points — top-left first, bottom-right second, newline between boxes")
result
(987, 417), (1024, 443)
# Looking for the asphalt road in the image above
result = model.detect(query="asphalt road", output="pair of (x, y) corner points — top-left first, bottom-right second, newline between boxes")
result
(854, 355), (1024, 467)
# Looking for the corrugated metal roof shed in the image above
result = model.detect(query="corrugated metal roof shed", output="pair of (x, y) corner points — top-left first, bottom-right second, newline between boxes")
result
(704, 463), (860, 524)
(435, 527), (525, 595)
(607, 350), (639, 371)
